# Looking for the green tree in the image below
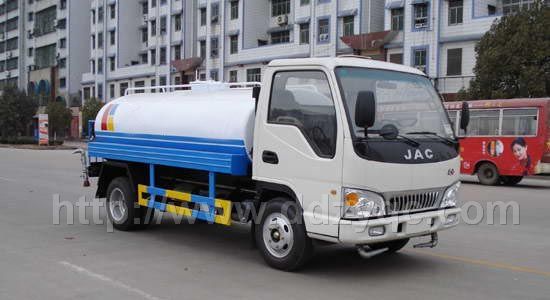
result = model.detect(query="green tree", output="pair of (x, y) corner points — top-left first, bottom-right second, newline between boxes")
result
(81, 98), (104, 135)
(46, 100), (72, 141)
(464, 2), (550, 100)
(0, 86), (38, 140)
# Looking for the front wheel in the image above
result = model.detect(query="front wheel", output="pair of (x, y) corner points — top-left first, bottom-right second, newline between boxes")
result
(255, 199), (313, 271)
(477, 162), (500, 185)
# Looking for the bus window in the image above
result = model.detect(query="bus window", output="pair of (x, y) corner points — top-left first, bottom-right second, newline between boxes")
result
(501, 108), (538, 136)
(468, 109), (500, 136)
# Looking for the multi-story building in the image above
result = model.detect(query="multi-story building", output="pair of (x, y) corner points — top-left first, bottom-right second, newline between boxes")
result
(377, 0), (539, 99)
(0, 0), (91, 106)
(81, 0), (386, 102)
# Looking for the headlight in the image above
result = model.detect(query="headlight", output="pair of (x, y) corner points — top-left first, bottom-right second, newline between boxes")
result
(440, 181), (461, 208)
(343, 188), (386, 219)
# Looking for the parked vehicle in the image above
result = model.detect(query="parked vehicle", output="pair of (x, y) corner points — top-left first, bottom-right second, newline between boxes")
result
(445, 99), (550, 185)
(82, 57), (465, 270)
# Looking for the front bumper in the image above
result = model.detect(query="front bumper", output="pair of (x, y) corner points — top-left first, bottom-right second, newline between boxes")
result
(338, 208), (461, 245)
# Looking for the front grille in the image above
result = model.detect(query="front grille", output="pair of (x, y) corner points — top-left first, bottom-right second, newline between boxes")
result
(384, 189), (443, 215)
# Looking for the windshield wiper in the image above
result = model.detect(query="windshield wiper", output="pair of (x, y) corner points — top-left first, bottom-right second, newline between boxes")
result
(406, 131), (456, 145)
(356, 127), (421, 147)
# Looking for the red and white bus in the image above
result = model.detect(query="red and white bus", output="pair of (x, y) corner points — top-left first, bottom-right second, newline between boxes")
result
(445, 99), (550, 185)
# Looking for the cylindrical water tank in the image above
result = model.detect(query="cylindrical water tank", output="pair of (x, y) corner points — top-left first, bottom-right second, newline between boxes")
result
(94, 87), (256, 157)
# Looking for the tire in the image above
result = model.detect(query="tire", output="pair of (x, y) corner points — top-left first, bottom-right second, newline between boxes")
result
(255, 198), (313, 271)
(368, 238), (409, 253)
(106, 177), (154, 231)
(500, 176), (523, 186)
(477, 162), (500, 186)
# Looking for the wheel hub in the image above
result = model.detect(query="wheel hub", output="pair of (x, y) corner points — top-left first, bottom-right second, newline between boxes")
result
(262, 213), (294, 258)
(109, 188), (127, 223)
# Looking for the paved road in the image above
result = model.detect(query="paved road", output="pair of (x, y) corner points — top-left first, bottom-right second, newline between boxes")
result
(0, 148), (549, 300)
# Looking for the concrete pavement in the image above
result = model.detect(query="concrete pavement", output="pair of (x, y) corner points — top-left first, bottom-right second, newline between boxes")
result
(0, 148), (549, 300)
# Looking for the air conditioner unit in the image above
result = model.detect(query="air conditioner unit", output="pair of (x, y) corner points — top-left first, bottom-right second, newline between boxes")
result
(211, 15), (219, 23)
(319, 33), (329, 42)
(211, 49), (218, 57)
(28, 65), (37, 71)
(6, 71), (10, 77)
(416, 65), (426, 73)
(27, 30), (33, 39)
(276, 15), (288, 26)
(56, 52), (61, 59)
(7, 52), (12, 58)
(0, 33), (4, 40)
(143, 14), (148, 23)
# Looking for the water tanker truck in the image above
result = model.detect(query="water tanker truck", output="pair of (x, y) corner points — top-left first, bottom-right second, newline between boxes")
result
(82, 56), (469, 270)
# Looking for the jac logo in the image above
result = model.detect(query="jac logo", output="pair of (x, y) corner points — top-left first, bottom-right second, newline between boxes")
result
(404, 149), (434, 160)
(448, 168), (456, 176)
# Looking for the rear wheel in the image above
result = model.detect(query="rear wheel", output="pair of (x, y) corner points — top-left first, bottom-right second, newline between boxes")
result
(106, 177), (154, 231)
(477, 163), (500, 186)
(255, 198), (313, 271)
(501, 176), (523, 186)
(368, 238), (409, 253)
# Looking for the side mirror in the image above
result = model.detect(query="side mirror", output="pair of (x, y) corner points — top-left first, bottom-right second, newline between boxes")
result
(460, 101), (470, 132)
(355, 91), (376, 129)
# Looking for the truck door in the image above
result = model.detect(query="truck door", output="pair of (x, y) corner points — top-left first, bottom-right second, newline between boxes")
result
(253, 69), (343, 238)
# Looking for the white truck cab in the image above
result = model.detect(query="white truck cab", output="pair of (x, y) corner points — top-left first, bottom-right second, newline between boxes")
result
(85, 56), (466, 271)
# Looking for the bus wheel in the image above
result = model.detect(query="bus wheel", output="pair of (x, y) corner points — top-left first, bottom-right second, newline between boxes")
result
(255, 198), (313, 271)
(477, 163), (500, 185)
(106, 177), (154, 231)
(501, 176), (523, 186)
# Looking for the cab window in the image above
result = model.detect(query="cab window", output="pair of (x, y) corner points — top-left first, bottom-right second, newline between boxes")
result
(268, 71), (337, 158)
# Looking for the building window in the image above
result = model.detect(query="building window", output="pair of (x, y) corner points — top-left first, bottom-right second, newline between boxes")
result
(318, 18), (329, 43)
(141, 28), (147, 43)
(389, 53), (403, 64)
(160, 76), (167, 86)
(59, 58), (66, 68)
(502, 0), (535, 15)
(140, 53), (148, 64)
(110, 31), (115, 45)
(391, 8), (404, 31)
(98, 6), (104, 23)
(413, 47), (427, 73)
(227, 0), (237, 20)
(28, 12), (33, 22)
(150, 79), (156, 92)
(299, 23), (310, 44)
(247, 68), (261, 82)
(91, 9), (96, 25)
(91, 60), (95, 74)
(200, 40), (206, 58)
(28, 47), (34, 57)
(110, 84), (115, 98)
(35, 44), (56, 69)
(60, 0), (67, 9)
(98, 58), (103, 74)
(98, 32), (103, 48)
(59, 78), (66, 89)
(160, 47), (166, 65)
(413, 3), (429, 29)
(210, 70), (218, 81)
(200, 8), (206, 26)
(211, 3), (219, 24)
(174, 13), (182, 31)
(446, 48), (462, 76)
(151, 20), (156, 36)
(120, 82), (128, 97)
(229, 70), (238, 82)
(98, 83), (103, 100)
(160, 16), (167, 35)
(230, 35), (238, 54)
(343, 16), (354, 36)
(142, 1), (148, 14)
(272, 0), (290, 17)
(150, 49), (156, 65)
(160, 0), (167, 5)
(300, 0), (310, 5)
(211, 37), (218, 58)
(110, 4), (116, 19)
(59, 38), (66, 49)
(34, 6), (57, 36)
(174, 45), (181, 60)
(271, 30), (289, 44)
(151, 0), (157, 8)
(135, 81), (145, 93)
(110, 57), (115, 71)
(448, 0), (463, 25)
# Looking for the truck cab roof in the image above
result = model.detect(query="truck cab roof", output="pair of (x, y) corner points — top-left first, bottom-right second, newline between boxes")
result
(269, 56), (425, 77)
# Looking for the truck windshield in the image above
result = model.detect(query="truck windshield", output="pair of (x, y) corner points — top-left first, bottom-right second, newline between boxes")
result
(335, 67), (455, 140)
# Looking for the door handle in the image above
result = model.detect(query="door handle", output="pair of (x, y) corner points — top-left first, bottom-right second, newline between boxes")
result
(262, 150), (279, 164)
